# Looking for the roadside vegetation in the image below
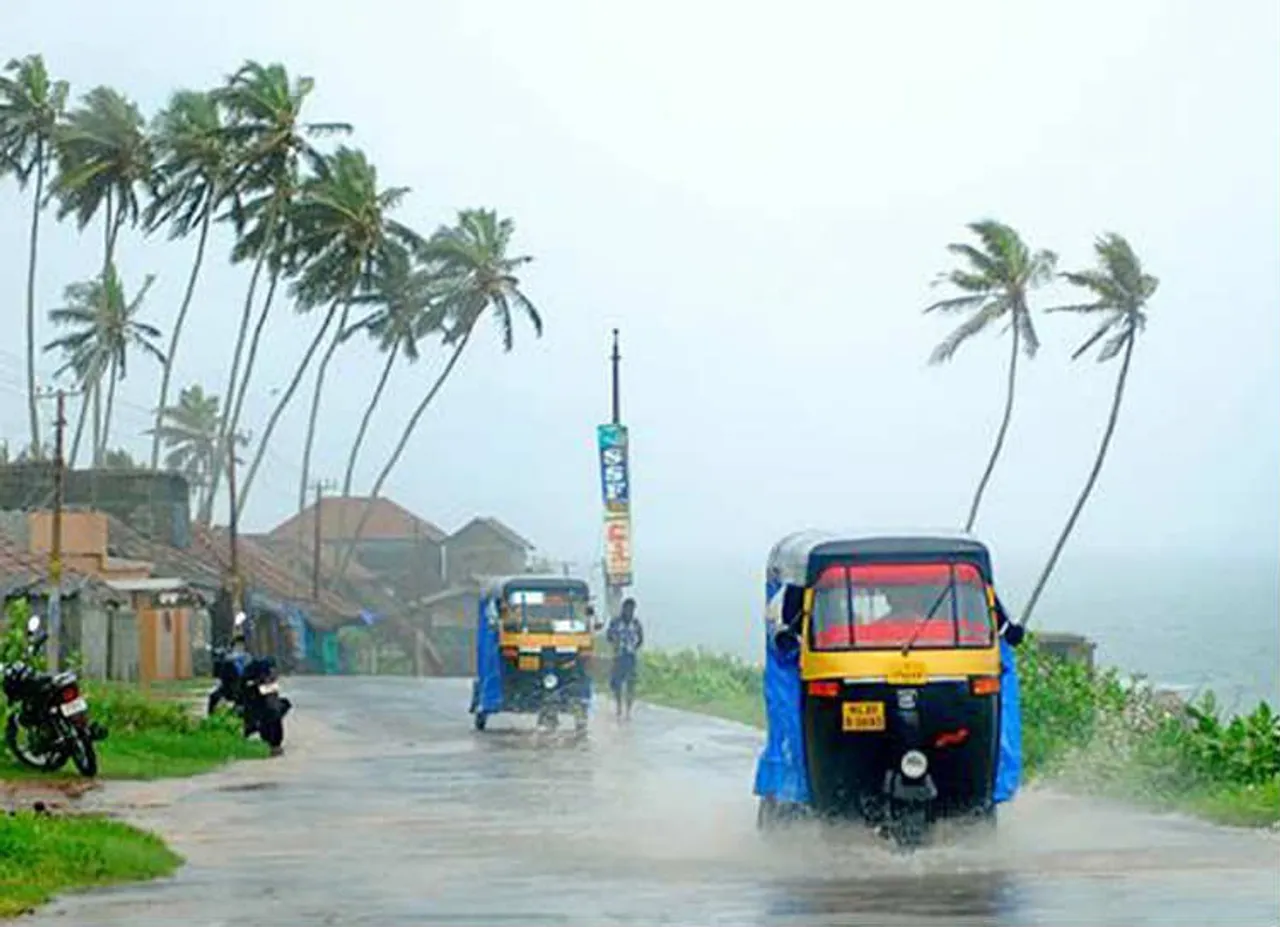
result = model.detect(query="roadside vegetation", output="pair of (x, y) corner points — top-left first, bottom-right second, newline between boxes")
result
(633, 645), (1280, 828)
(0, 812), (180, 917)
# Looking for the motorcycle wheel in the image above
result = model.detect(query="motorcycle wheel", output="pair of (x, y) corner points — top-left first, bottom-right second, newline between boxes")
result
(887, 805), (929, 853)
(260, 718), (284, 750)
(5, 714), (68, 771)
(69, 726), (99, 777)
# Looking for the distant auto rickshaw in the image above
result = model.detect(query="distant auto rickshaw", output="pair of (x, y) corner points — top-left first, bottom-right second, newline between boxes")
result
(469, 575), (602, 733)
(753, 530), (1022, 848)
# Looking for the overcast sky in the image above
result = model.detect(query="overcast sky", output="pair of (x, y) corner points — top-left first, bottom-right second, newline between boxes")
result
(2, 0), (1277, 585)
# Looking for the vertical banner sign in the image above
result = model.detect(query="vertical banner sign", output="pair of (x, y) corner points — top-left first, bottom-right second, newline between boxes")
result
(597, 424), (633, 587)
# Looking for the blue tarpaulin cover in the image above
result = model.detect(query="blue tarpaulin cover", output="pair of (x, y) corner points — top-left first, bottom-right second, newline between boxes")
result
(473, 596), (504, 714)
(994, 635), (1022, 803)
(753, 576), (813, 804)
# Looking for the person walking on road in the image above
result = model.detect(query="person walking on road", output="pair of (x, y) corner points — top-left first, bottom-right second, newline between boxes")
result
(607, 597), (644, 722)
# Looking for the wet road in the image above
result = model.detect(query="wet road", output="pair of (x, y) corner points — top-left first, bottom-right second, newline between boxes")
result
(30, 677), (1280, 926)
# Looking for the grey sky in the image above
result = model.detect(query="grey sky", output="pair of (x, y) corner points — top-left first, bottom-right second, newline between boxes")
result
(2, 0), (1277, 581)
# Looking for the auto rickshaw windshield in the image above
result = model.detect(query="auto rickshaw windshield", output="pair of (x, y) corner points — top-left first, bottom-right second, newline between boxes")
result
(505, 589), (591, 633)
(810, 561), (993, 650)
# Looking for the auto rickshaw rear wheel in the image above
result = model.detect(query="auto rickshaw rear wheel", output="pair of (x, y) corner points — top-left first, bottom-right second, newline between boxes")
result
(473, 712), (487, 732)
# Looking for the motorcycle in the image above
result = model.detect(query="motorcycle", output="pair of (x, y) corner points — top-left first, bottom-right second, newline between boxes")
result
(206, 613), (291, 755)
(2, 615), (108, 777)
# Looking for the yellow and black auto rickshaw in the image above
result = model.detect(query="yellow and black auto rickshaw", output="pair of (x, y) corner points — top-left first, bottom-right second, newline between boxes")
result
(753, 531), (1022, 848)
(469, 575), (602, 733)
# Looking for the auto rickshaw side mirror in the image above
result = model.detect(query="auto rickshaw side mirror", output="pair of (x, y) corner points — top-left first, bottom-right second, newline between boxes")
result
(771, 622), (800, 654)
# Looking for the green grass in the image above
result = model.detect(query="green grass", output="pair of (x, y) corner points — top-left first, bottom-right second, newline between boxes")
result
(629, 646), (1280, 828)
(0, 812), (181, 917)
(0, 680), (267, 782)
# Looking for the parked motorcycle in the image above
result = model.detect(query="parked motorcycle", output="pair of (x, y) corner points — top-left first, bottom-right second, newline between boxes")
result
(2, 615), (107, 777)
(206, 613), (291, 755)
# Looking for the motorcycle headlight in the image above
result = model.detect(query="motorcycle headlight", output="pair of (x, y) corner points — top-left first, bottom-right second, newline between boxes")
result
(542, 673), (559, 690)
(900, 749), (929, 780)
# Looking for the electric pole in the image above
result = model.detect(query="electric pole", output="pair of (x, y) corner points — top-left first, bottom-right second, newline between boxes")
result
(226, 441), (243, 618)
(43, 388), (69, 671)
(309, 479), (336, 602)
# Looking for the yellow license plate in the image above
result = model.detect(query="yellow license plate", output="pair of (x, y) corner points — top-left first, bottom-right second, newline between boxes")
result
(517, 655), (539, 671)
(886, 660), (928, 685)
(841, 700), (885, 732)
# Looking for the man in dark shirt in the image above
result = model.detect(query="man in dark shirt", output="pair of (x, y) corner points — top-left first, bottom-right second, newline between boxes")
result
(606, 597), (644, 722)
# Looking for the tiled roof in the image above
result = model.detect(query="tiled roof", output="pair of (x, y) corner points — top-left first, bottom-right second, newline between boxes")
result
(104, 515), (223, 589)
(268, 497), (448, 545)
(190, 525), (363, 631)
(447, 516), (534, 551)
(0, 534), (119, 600)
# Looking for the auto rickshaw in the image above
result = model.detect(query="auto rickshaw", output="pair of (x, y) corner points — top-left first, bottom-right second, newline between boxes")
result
(753, 530), (1022, 848)
(469, 575), (601, 733)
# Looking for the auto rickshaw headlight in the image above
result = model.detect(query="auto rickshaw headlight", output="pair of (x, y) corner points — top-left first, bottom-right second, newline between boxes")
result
(542, 672), (559, 690)
(900, 749), (929, 779)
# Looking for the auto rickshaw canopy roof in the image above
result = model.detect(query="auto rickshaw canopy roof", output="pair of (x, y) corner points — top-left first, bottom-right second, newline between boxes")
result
(766, 529), (994, 588)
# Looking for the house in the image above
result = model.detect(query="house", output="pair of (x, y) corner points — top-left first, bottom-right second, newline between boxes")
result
(23, 509), (202, 684)
(269, 497), (448, 601)
(0, 525), (134, 681)
(442, 517), (534, 585)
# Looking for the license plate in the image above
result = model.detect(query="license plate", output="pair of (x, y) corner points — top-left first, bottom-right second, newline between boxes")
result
(517, 655), (539, 671)
(59, 697), (87, 717)
(887, 660), (928, 685)
(841, 700), (885, 732)
(258, 682), (279, 695)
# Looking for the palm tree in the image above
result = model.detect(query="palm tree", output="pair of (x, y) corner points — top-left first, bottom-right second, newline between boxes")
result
(145, 89), (238, 469)
(1, 55), (70, 455)
(1019, 234), (1157, 626)
(49, 86), (152, 305)
(335, 209), (541, 579)
(924, 220), (1057, 531)
(340, 248), (442, 495)
(262, 146), (416, 515)
(44, 267), (166, 464)
(200, 61), (351, 519)
(150, 384), (246, 508)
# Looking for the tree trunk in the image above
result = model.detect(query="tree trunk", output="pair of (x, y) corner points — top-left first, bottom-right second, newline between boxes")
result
(343, 349), (398, 496)
(335, 331), (472, 582)
(151, 202), (213, 469)
(99, 354), (119, 461)
(1021, 333), (1136, 627)
(68, 388), (91, 468)
(237, 301), (342, 514)
(297, 304), (351, 513)
(91, 378), (102, 467)
(25, 147), (46, 456)
(964, 318), (1021, 531)
(202, 265), (280, 525)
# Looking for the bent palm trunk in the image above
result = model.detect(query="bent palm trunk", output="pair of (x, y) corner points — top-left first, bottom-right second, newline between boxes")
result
(342, 349), (397, 496)
(151, 203), (213, 469)
(335, 331), (471, 581)
(297, 305), (351, 513)
(1021, 334), (1136, 626)
(25, 149), (46, 455)
(237, 302), (342, 514)
(965, 321), (1020, 531)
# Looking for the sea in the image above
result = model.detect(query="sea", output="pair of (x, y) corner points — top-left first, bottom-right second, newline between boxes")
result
(632, 550), (1280, 713)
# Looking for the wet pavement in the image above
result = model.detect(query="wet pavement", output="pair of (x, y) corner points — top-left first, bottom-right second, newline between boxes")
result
(27, 676), (1280, 926)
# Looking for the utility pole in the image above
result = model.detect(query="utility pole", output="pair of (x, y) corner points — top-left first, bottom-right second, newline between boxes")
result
(610, 328), (621, 426)
(226, 441), (243, 619)
(41, 388), (70, 672)
(309, 479), (336, 602)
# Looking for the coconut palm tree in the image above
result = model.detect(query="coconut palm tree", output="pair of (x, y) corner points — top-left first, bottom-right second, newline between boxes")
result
(263, 146), (417, 515)
(1019, 234), (1158, 626)
(49, 86), (152, 304)
(150, 384), (246, 508)
(0, 54), (69, 455)
(335, 209), (541, 579)
(200, 61), (350, 520)
(340, 248), (443, 495)
(924, 220), (1057, 531)
(145, 89), (239, 469)
(44, 267), (166, 464)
